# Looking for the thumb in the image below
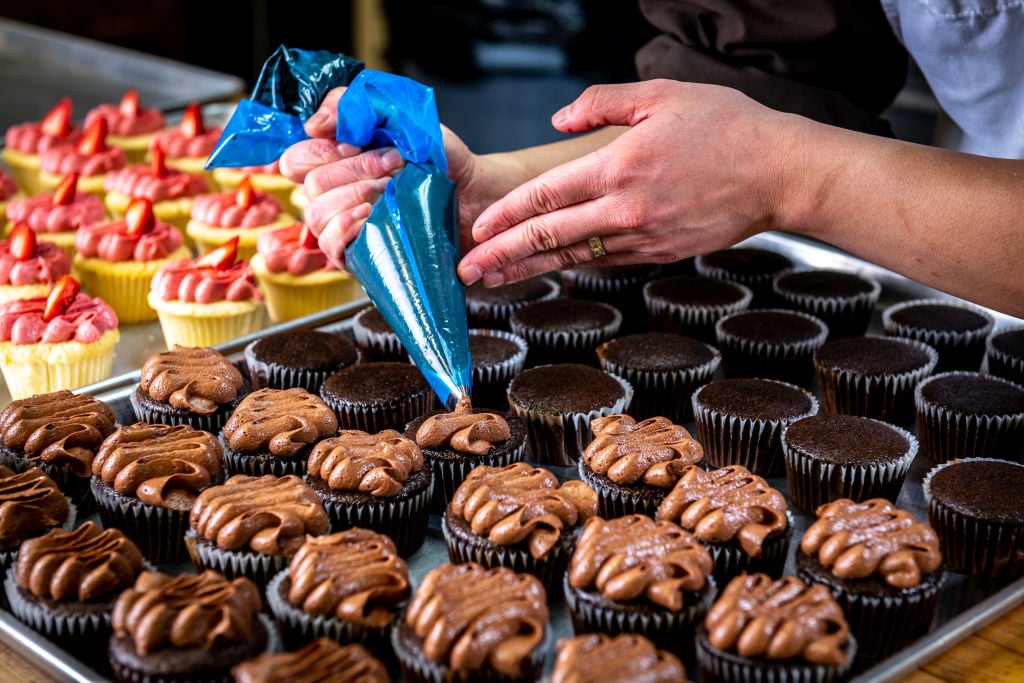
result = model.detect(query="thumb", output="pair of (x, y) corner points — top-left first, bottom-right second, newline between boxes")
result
(552, 81), (659, 133)
(441, 125), (474, 187)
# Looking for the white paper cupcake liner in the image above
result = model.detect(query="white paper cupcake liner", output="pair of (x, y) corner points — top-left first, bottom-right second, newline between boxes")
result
(883, 298), (994, 372)
(511, 301), (623, 367)
(696, 626), (856, 683)
(715, 309), (830, 387)
(642, 280), (753, 343)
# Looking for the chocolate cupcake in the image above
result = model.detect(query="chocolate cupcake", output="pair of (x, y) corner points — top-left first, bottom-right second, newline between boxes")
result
(692, 378), (819, 477)
(132, 346), (247, 433)
(642, 274), (753, 344)
(596, 332), (720, 424)
(465, 276), (561, 331)
(813, 335), (938, 427)
(715, 308), (829, 386)
(187, 474), (331, 594)
(564, 515), (715, 660)
(266, 528), (410, 655)
(351, 305), (406, 362)
(559, 263), (661, 333)
(772, 268), (881, 339)
(405, 398), (528, 513)
(91, 422), (224, 563)
(0, 389), (116, 516)
(232, 638), (390, 683)
(914, 371), (1024, 463)
(797, 498), (943, 661)
(923, 458), (1024, 579)
(320, 361), (437, 434)
(696, 573), (855, 683)
(509, 297), (623, 367)
(782, 414), (918, 513)
(221, 387), (339, 477)
(305, 428), (432, 556)
(695, 246), (795, 308)
(986, 326), (1024, 386)
(550, 633), (689, 683)
(392, 562), (549, 683)
(442, 462), (597, 589)
(468, 328), (528, 411)
(883, 298), (994, 372)
(579, 414), (704, 518)
(656, 464), (791, 586)
(507, 363), (633, 468)
(108, 570), (272, 683)
(245, 329), (359, 394)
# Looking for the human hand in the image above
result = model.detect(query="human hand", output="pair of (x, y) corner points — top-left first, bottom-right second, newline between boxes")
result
(456, 79), (797, 287)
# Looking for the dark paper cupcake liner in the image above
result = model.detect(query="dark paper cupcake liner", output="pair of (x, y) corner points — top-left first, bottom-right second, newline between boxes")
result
(511, 301), (623, 367)
(185, 532), (288, 596)
(577, 459), (673, 519)
(695, 626), (856, 683)
(352, 318), (406, 363)
(130, 385), (242, 435)
(643, 280), (753, 344)
(773, 271), (881, 340)
(705, 514), (794, 587)
(986, 326), (1024, 386)
(325, 388), (436, 435)
(91, 477), (193, 564)
(560, 265), (660, 333)
(468, 329), (528, 412)
(883, 298), (994, 372)
(220, 439), (310, 478)
(0, 448), (96, 517)
(466, 278), (562, 332)
(599, 345), (720, 424)
(715, 309), (829, 387)
(423, 439), (527, 515)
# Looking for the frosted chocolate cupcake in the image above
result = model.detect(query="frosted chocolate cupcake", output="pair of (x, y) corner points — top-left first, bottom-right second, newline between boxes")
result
(507, 363), (633, 468)
(914, 371), (1024, 463)
(772, 269), (881, 340)
(510, 297), (623, 367)
(715, 308), (829, 386)
(883, 298), (994, 372)
(393, 562), (549, 683)
(244, 329), (359, 394)
(351, 305), (406, 362)
(696, 573), (855, 683)
(564, 514), (715, 658)
(442, 462), (597, 589)
(221, 387), (339, 477)
(132, 345), (247, 434)
(559, 263), (661, 333)
(813, 335), (938, 427)
(797, 498), (943, 661)
(782, 415), (917, 513)
(465, 275), (561, 331)
(657, 464), (791, 586)
(266, 528), (410, 654)
(923, 458), (1024, 579)
(468, 328), (528, 411)
(232, 638), (389, 683)
(596, 332), (720, 424)
(692, 378), (818, 477)
(550, 633), (689, 683)
(321, 362), (436, 434)
(642, 274), (753, 345)
(0, 389), (116, 516)
(305, 429), (432, 556)
(187, 474), (330, 593)
(579, 414), (704, 518)
(695, 246), (795, 308)
(91, 422), (224, 563)
(986, 326), (1024, 386)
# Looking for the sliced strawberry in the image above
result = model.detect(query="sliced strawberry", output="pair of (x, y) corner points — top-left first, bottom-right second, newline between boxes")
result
(119, 89), (140, 117)
(150, 143), (168, 179)
(180, 102), (205, 138)
(77, 116), (108, 155)
(52, 173), (79, 206)
(40, 97), (73, 137)
(195, 236), (239, 269)
(298, 224), (319, 249)
(8, 223), (37, 261)
(235, 176), (254, 209)
(125, 198), (155, 235)
(43, 275), (81, 322)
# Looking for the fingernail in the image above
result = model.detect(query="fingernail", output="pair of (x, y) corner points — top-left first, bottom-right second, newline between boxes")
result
(474, 224), (494, 241)
(552, 107), (569, 126)
(307, 112), (327, 128)
(460, 264), (483, 286)
(381, 149), (403, 171)
(482, 271), (505, 288)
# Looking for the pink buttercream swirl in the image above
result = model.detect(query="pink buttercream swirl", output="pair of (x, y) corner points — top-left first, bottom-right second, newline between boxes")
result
(0, 172), (17, 201)
(191, 191), (284, 228)
(151, 127), (223, 159)
(0, 240), (71, 286)
(104, 164), (209, 202)
(257, 223), (337, 276)
(0, 293), (118, 343)
(5, 191), (106, 235)
(152, 259), (263, 304)
(4, 122), (82, 155)
(39, 145), (125, 178)
(85, 104), (165, 136)
(75, 217), (184, 262)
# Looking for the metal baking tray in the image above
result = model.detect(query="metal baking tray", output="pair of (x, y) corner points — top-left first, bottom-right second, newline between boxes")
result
(1, 232), (1022, 683)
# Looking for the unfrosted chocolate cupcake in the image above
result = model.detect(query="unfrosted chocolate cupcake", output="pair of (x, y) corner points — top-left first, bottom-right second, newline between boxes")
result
(465, 276), (561, 331)
(643, 274), (753, 344)
(986, 326), (1024, 386)
(715, 308), (829, 386)
(510, 297), (622, 367)
(0, 466), (72, 599)
(695, 246), (795, 308)
(320, 361), (437, 434)
(468, 328), (528, 411)
(245, 329), (359, 394)
(883, 298), (994, 372)
(232, 638), (390, 683)
(772, 268), (881, 340)
(560, 263), (661, 333)
(351, 305), (405, 362)
(550, 633), (689, 683)
(596, 332), (720, 423)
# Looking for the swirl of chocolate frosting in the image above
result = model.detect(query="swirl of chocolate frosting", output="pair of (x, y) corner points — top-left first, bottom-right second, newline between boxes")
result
(232, 638), (390, 683)
(287, 528), (410, 627)
(405, 562), (548, 677)
(550, 633), (688, 683)
(0, 466), (70, 543)
(414, 397), (510, 455)
(112, 570), (262, 655)
(139, 346), (244, 415)
(92, 422), (223, 510)
(568, 515), (712, 611)
(0, 390), (116, 477)
(307, 429), (423, 497)
(656, 464), (789, 557)
(190, 474), (330, 555)
(800, 498), (942, 589)
(705, 573), (851, 666)
(584, 415), (704, 487)
(223, 388), (338, 456)
(451, 462), (597, 559)
(15, 521), (143, 601)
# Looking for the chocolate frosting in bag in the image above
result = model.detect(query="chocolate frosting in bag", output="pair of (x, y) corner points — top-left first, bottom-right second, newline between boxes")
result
(232, 638), (389, 683)
(550, 633), (688, 683)
(583, 414), (703, 487)
(223, 387), (338, 456)
(415, 398), (510, 455)
(307, 429), (423, 497)
(0, 466), (69, 543)
(139, 346), (244, 415)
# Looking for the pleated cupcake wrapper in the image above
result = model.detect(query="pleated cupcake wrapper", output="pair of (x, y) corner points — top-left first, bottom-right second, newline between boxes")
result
(186, 531), (288, 595)
(154, 303), (265, 350)
(326, 389), (437, 434)
(510, 373), (633, 468)
(468, 329), (528, 411)
(91, 478), (191, 564)
(578, 459), (671, 519)
(695, 627), (856, 683)
(782, 420), (917, 513)
(694, 260), (793, 300)
(352, 322), (406, 363)
(511, 303), (622, 367)
(773, 275), (881, 339)
(427, 440), (527, 514)
(130, 390), (236, 434)
(715, 309), (829, 386)
(599, 347), (720, 424)
(883, 298), (994, 371)
(466, 281), (561, 330)
(0, 340), (116, 404)
(643, 287), (754, 345)
(560, 269), (654, 331)
(1, 453), (97, 518)
(316, 478), (432, 557)
(221, 441), (309, 478)
(986, 328), (1024, 385)
(706, 513), (794, 587)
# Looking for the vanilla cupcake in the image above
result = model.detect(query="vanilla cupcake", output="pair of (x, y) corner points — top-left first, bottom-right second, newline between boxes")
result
(83, 89), (166, 163)
(3, 97), (82, 195)
(187, 175), (295, 260)
(0, 170), (21, 235)
(150, 102), (223, 184)
(4, 172), (107, 262)
(211, 159), (298, 212)
(37, 116), (126, 199)
(0, 223), (71, 304)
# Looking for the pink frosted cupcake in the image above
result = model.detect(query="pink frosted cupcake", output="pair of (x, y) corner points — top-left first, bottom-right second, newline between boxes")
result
(37, 116), (126, 199)
(0, 223), (71, 304)
(84, 89), (166, 164)
(211, 159), (298, 213)
(73, 197), (190, 323)
(4, 173), (107, 261)
(187, 176), (295, 260)
(2, 97), (82, 195)
(0, 170), (21, 236)
(150, 102), (223, 183)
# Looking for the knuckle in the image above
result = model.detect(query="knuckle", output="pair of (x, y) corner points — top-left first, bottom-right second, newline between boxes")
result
(522, 219), (562, 253)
